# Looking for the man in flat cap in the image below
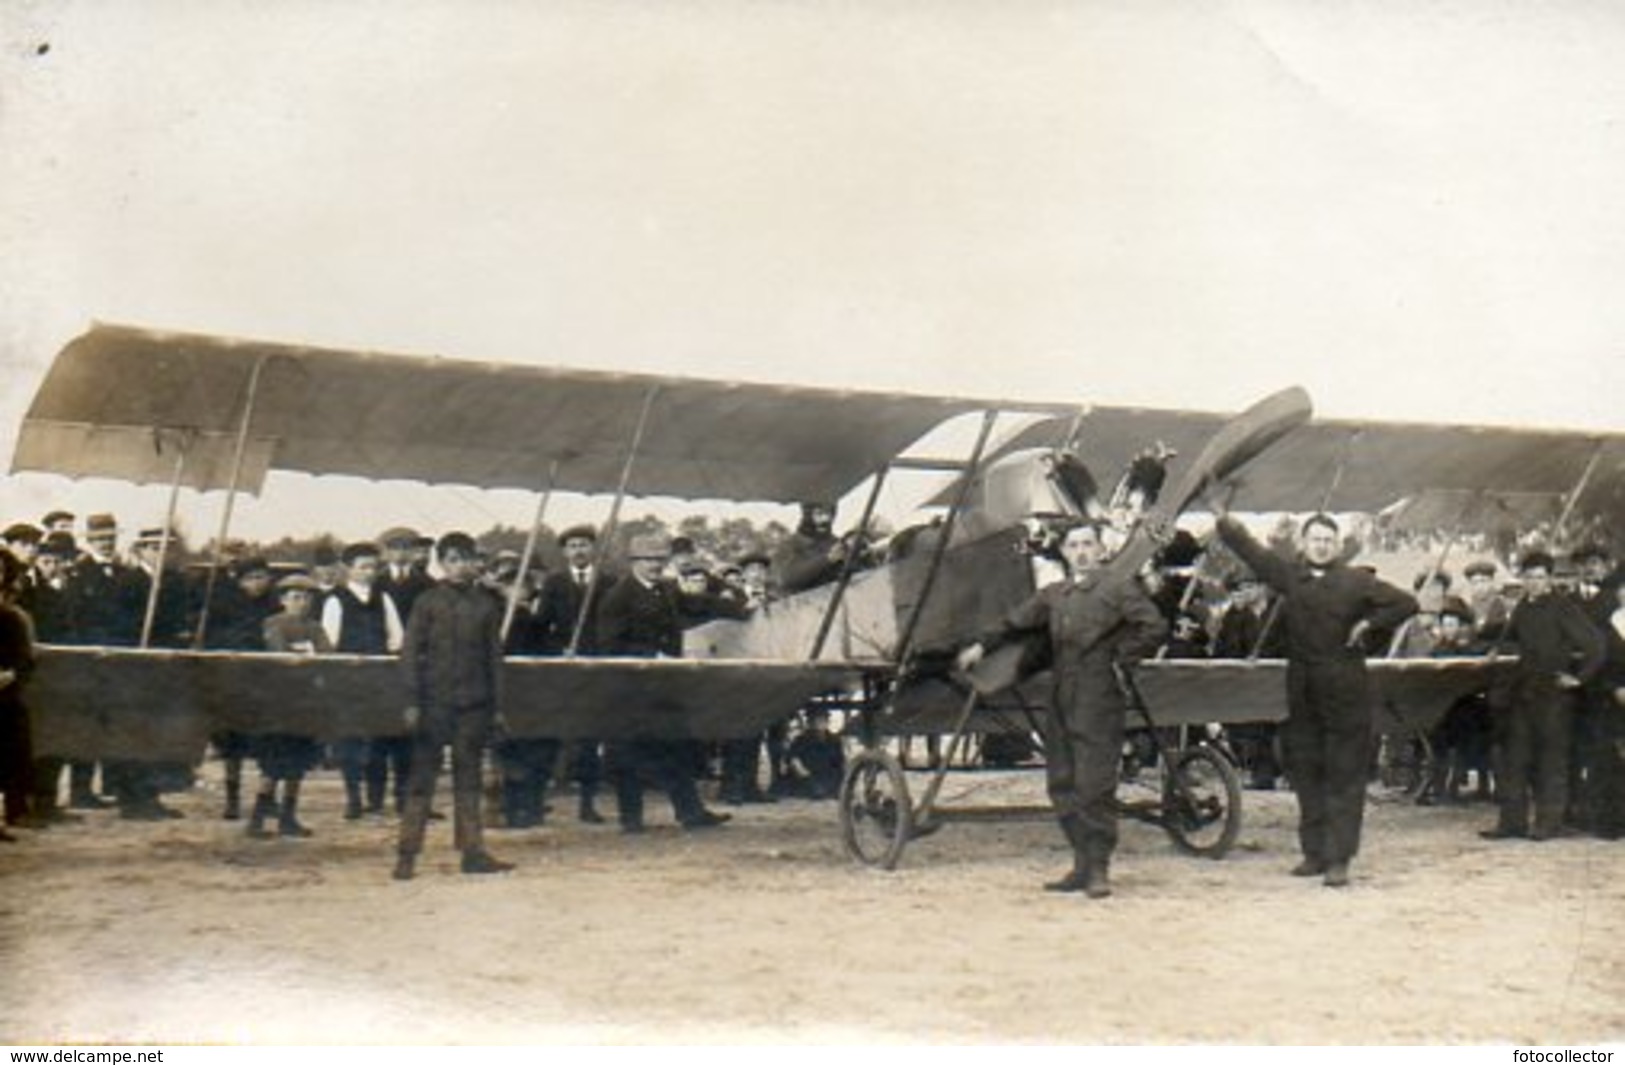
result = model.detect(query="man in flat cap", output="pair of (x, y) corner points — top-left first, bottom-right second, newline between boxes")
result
(1481, 550), (1605, 842)
(378, 527), (435, 624)
(372, 528), (437, 820)
(25, 533), (81, 823)
(1462, 560), (1510, 642)
(129, 528), (192, 648)
(394, 532), (512, 880)
(596, 533), (729, 833)
(62, 514), (144, 811)
(40, 511), (75, 536)
(195, 556), (279, 820)
(2, 524), (42, 610)
(1569, 543), (1620, 831)
(519, 523), (617, 824)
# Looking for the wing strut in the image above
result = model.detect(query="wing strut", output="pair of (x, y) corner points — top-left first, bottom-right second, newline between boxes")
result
(502, 458), (562, 645)
(895, 409), (999, 669)
(1555, 438), (1606, 540)
(807, 466), (891, 661)
(566, 384), (660, 657)
(1319, 427), (1363, 513)
(138, 430), (193, 648)
(192, 354), (271, 649)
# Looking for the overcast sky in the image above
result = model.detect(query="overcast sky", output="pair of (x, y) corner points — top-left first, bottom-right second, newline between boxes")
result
(2, 1), (1622, 543)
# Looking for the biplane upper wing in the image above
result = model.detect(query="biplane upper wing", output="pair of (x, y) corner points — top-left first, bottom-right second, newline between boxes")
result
(13, 323), (1069, 503)
(13, 324), (1078, 758)
(941, 406), (1625, 524)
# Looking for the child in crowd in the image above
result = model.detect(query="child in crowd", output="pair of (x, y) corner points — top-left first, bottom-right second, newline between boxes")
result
(251, 574), (332, 839)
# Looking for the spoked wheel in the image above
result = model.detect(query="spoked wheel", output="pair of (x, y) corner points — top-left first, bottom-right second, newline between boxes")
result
(839, 749), (914, 870)
(1161, 745), (1243, 858)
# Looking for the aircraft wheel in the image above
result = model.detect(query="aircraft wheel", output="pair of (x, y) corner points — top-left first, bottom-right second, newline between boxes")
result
(1161, 745), (1242, 859)
(839, 749), (914, 870)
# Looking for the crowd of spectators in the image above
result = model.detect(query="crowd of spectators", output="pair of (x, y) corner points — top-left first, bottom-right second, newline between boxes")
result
(0, 506), (850, 852)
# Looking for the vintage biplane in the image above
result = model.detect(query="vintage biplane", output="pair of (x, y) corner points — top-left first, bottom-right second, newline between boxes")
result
(12, 324), (1625, 866)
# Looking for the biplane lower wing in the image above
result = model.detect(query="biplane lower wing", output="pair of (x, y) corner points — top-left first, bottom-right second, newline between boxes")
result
(1128, 657), (1518, 730)
(882, 656), (1518, 735)
(29, 646), (878, 761)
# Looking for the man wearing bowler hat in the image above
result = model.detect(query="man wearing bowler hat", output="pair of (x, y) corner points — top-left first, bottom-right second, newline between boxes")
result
(596, 533), (729, 832)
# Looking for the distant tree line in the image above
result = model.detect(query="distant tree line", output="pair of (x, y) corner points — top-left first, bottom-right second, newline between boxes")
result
(176, 515), (793, 572)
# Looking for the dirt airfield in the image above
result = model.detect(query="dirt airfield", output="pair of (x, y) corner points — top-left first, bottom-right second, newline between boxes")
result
(3, 762), (1623, 1045)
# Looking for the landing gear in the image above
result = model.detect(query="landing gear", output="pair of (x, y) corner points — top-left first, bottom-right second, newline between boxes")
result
(838, 749), (913, 870)
(1160, 745), (1242, 857)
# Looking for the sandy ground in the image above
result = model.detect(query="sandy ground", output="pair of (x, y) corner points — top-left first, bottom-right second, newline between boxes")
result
(2, 757), (1623, 1046)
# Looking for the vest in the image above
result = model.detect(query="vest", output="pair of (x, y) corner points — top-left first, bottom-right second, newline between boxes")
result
(333, 585), (392, 655)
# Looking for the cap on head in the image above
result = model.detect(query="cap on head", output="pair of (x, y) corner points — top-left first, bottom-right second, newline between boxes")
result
(41, 510), (75, 527)
(436, 531), (477, 559)
(341, 542), (382, 566)
(1571, 542), (1613, 566)
(234, 556), (273, 579)
(737, 552), (772, 570)
(85, 513), (118, 538)
(39, 532), (78, 559)
(132, 527), (172, 548)
(1463, 560), (1497, 579)
(276, 573), (317, 593)
(3, 523), (42, 545)
(1518, 550), (1556, 574)
(628, 534), (671, 561)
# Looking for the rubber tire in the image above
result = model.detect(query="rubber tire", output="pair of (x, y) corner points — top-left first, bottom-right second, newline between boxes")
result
(1162, 745), (1243, 859)
(839, 749), (913, 870)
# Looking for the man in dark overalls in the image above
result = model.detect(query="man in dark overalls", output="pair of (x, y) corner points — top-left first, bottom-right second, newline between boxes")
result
(958, 521), (1166, 899)
(393, 532), (512, 881)
(1213, 506), (1417, 888)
